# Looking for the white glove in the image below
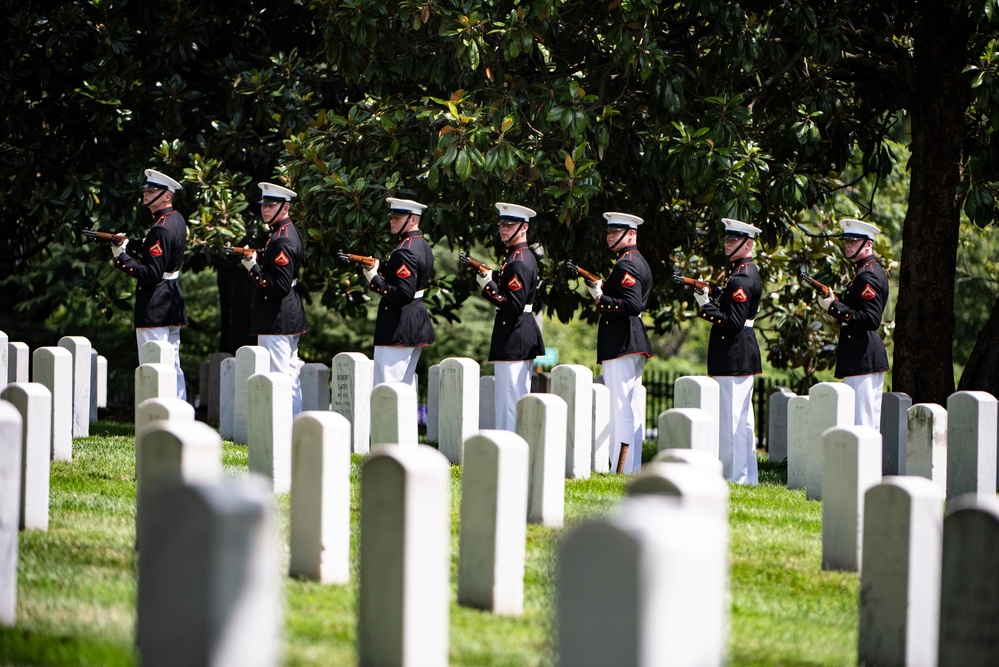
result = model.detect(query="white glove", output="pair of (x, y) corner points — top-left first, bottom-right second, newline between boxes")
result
(587, 279), (603, 301)
(363, 258), (380, 284)
(475, 270), (492, 289)
(240, 249), (257, 271)
(694, 288), (709, 308)
(818, 291), (836, 311)
(111, 238), (128, 259)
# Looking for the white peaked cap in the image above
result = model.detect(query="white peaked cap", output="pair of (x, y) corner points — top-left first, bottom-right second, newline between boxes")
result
(258, 182), (297, 202)
(839, 218), (880, 239)
(386, 197), (427, 215)
(722, 218), (762, 237)
(143, 169), (182, 192)
(495, 202), (536, 221)
(603, 211), (644, 229)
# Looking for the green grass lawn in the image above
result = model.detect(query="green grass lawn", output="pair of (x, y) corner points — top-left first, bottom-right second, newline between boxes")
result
(0, 421), (858, 666)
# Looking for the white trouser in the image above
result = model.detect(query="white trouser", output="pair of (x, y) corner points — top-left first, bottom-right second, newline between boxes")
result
(374, 346), (421, 389)
(136, 326), (186, 401)
(493, 360), (532, 432)
(257, 334), (303, 416)
(844, 372), (885, 430)
(717, 375), (758, 485)
(602, 354), (646, 473)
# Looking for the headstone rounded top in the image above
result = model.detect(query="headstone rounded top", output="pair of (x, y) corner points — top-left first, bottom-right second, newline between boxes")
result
(868, 475), (944, 501)
(945, 492), (999, 520)
(136, 418), (222, 447)
(366, 443), (451, 474)
(517, 392), (567, 409)
(0, 399), (23, 425)
(464, 430), (529, 454)
(1, 382), (51, 400)
(37, 346), (72, 358)
(294, 410), (350, 430)
(809, 382), (855, 398)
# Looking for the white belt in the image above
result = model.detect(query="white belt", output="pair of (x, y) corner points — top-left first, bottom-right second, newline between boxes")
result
(414, 289), (425, 299)
(162, 271), (179, 280)
(291, 279), (297, 287)
(744, 318), (755, 328)
(524, 304), (533, 313)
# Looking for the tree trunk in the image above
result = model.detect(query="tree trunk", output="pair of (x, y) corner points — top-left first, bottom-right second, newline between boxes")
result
(892, 3), (971, 405)
(958, 290), (999, 395)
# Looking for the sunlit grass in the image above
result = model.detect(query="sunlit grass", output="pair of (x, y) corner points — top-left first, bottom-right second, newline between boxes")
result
(1, 424), (857, 666)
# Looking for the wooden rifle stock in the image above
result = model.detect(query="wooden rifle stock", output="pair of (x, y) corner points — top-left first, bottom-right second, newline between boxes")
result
(672, 273), (712, 295)
(798, 271), (832, 298)
(336, 250), (378, 268)
(81, 229), (128, 245)
(224, 245), (261, 258)
(459, 253), (493, 275)
(565, 261), (600, 286)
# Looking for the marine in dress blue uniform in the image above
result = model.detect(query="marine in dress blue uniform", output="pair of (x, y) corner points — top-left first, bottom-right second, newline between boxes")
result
(240, 182), (308, 415)
(695, 218), (763, 484)
(476, 202), (545, 431)
(112, 169), (189, 400)
(590, 212), (654, 473)
(819, 218), (889, 429)
(365, 198), (436, 387)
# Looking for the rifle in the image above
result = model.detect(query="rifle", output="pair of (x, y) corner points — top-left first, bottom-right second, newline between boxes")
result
(798, 271), (832, 298)
(336, 250), (379, 268)
(82, 229), (128, 245)
(223, 244), (261, 258)
(565, 261), (600, 287)
(459, 253), (494, 275)
(672, 272), (714, 295)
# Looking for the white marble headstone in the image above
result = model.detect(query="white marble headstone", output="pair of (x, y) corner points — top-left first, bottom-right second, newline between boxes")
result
(821, 426), (882, 572)
(558, 496), (728, 666)
(1, 383), (52, 531)
(234, 345), (270, 445)
(859, 476), (943, 667)
(300, 362), (332, 412)
(332, 352), (372, 455)
(551, 364), (592, 479)
(370, 382), (418, 448)
(516, 393), (567, 528)
(33, 346), (73, 462)
(137, 478), (278, 667)
(458, 431), (529, 615)
(945, 391), (997, 501)
(358, 446), (451, 667)
(807, 382), (855, 500)
(0, 400), (23, 626)
(290, 411), (351, 583)
(438, 357), (480, 465)
(591, 383), (611, 473)
(7, 342), (29, 385)
(248, 372), (293, 493)
(906, 403), (947, 495)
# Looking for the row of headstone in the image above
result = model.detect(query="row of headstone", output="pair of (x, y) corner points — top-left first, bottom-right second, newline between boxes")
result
(858, 477), (999, 666)
(1, 384), (52, 532)
(772, 385), (998, 503)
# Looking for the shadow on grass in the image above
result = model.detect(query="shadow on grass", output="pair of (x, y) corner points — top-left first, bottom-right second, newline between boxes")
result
(86, 420), (135, 438)
(0, 626), (134, 667)
(758, 457), (788, 486)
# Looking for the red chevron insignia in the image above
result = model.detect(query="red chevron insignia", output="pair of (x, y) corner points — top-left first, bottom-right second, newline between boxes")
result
(148, 241), (163, 257)
(732, 287), (748, 303)
(396, 263), (412, 278)
(621, 272), (636, 287)
(861, 284), (877, 300)
(274, 251), (290, 266)
(507, 275), (523, 291)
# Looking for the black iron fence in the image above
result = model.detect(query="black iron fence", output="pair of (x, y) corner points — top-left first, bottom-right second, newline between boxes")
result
(642, 370), (788, 451)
